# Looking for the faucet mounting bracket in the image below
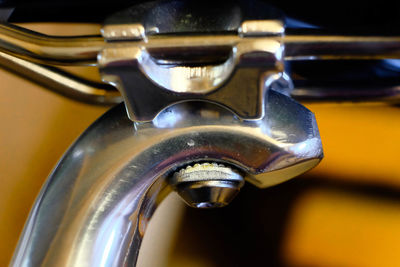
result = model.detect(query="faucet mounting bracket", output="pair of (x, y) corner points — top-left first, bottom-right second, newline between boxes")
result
(99, 1), (286, 122)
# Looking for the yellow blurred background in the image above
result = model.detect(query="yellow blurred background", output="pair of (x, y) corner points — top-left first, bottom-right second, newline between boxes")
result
(1, 24), (400, 267)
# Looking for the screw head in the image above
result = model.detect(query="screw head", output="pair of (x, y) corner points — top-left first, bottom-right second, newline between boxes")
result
(170, 163), (244, 209)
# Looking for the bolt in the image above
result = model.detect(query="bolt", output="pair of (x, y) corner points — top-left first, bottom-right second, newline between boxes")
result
(170, 162), (244, 209)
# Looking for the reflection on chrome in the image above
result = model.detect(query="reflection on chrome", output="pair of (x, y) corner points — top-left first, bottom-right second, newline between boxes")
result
(11, 90), (322, 267)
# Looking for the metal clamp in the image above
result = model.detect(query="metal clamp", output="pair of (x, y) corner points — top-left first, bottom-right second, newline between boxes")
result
(98, 4), (286, 122)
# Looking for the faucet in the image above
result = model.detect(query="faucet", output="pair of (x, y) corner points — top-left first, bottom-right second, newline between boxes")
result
(1, 0), (399, 265)
(10, 2), (322, 266)
(9, 1), (368, 266)
(11, 94), (321, 266)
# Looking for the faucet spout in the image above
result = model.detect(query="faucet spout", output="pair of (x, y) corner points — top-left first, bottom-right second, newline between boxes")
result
(11, 90), (322, 267)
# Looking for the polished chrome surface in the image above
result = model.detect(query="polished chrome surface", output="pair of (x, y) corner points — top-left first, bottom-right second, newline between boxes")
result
(0, 22), (103, 65)
(2, 43), (399, 105)
(2, 43), (400, 105)
(171, 163), (245, 208)
(285, 35), (400, 60)
(1, 22), (400, 67)
(239, 20), (284, 37)
(99, 20), (285, 122)
(11, 89), (322, 266)
(1, 22), (400, 107)
(101, 23), (146, 41)
(292, 84), (400, 103)
(99, 21), (283, 95)
(0, 51), (121, 105)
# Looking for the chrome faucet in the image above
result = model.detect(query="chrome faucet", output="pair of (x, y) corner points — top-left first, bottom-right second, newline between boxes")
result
(10, 3), (323, 265)
(11, 94), (321, 266)
(5, 1), (398, 266)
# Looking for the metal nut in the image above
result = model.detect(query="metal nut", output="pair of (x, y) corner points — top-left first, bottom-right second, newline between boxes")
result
(170, 163), (244, 209)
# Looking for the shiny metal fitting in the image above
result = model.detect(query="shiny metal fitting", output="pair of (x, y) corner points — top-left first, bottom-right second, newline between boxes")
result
(11, 90), (323, 266)
(10, 2), (324, 267)
(170, 163), (245, 208)
(98, 2), (285, 122)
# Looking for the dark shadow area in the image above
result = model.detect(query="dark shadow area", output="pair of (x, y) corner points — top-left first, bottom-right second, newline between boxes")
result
(171, 175), (400, 267)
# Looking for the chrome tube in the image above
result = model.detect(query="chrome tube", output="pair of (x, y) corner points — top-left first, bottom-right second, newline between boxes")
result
(2, 22), (400, 66)
(285, 35), (400, 60)
(0, 51), (121, 105)
(0, 23), (103, 65)
(11, 91), (322, 266)
(2, 27), (400, 105)
(292, 85), (400, 103)
(2, 48), (399, 105)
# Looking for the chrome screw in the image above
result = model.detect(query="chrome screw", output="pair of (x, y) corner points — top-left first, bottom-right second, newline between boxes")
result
(170, 162), (245, 209)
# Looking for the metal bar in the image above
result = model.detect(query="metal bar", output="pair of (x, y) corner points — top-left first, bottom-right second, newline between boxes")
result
(0, 23), (104, 65)
(284, 35), (400, 60)
(0, 50), (121, 105)
(292, 85), (400, 103)
(101, 35), (400, 61)
(1, 22), (400, 105)
(1, 48), (400, 106)
(2, 22), (400, 65)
